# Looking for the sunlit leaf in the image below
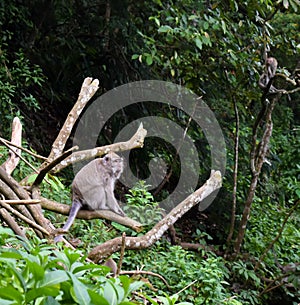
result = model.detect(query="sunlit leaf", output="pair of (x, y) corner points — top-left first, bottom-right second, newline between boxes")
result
(195, 37), (202, 50)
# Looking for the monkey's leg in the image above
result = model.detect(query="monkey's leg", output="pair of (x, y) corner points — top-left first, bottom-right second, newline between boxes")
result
(54, 200), (82, 242)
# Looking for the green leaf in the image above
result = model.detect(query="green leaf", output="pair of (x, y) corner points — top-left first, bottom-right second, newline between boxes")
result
(43, 296), (60, 305)
(72, 263), (106, 275)
(27, 174), (38, 184)
(195, 37), (202, 50)
(202, 34), (211, 46)
(89, 290), (110, 305)
(141, 294), (159, 305)
(69, 272), (91, 305)
(290, 0), (300, 11)
(0, 287), (24, 303)
(149, 16), (160, 27)
(26, 260), (45, 281)
(221, 20), (227, 33)
(203, 21), (209, 30)
(102, 281), (120, 305)
(131, 54), (139, 60)
(158, 25), (172, 33)
(146, 55), (153, 65)
(25, 287), (59, 303)
(120, 276), (144, 296)
(0, 300), (15, 305)
(0, 249), (23, 260)
(39, 270), (69, 287)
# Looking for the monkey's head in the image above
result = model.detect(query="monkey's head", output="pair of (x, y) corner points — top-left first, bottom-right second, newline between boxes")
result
(103, 152), (124, 179)
(266, 57), (278, 75)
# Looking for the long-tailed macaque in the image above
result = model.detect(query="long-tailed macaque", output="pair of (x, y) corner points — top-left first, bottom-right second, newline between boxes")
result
(258, 57), (278, 93)
(54, 152), (124, 242)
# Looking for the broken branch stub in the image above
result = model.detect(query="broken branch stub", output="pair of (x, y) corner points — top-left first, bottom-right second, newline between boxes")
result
(0, 117), (22, 175)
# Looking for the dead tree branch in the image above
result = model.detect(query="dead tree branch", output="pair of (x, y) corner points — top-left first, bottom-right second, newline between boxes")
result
(32, 147), (76, 187)
(40, 197), (143, 232)
(0, 200), (49, 235)
(52, 123), (147, 173)
(0, 137), (47, 160)
(0, 207), (25, 237)
(88, 170), (222, 262)
(0, 117), (22, 174)
(1, 199), (40, 205)
(48, 78), (99, 161)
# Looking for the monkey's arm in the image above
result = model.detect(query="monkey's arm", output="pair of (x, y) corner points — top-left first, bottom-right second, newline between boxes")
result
(105, 182), (125, 216)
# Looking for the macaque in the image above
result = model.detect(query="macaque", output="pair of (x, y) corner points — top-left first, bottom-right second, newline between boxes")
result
(258, 57), (278, 93)
(104, 258), (118, 277)
(54, 152), (124, 242)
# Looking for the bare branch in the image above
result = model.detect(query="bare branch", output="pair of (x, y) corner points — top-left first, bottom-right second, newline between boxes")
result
(88, 170), (222, 262)
(116, 232), (126, 277)
(52, 123), (147, 173)
(32, 147), (76, 187)
(1, 199), (40, 205)
(0, 200), (49, 235)
(234, 94), (280, 254)
(120, 270), (171, 289)
(0, 117), (22, 174)
(0, 208), (25, 237)
(40, 197), (143, 232)
(275, 73), (297, 85)
(48, 78), (100, 161)
(0, 137), (40, 176)
(0, 137), (47, 160)
(0, 167), (30, 200)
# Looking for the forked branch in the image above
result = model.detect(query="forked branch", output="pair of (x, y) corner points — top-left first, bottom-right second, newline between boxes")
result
(88, 170), (222, 262)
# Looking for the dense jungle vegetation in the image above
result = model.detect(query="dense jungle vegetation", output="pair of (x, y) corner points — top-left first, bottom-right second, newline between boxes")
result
(0, 0), (299, 304)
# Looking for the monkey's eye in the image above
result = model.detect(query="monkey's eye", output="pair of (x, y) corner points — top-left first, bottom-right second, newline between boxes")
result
(104, 156), (110, 162)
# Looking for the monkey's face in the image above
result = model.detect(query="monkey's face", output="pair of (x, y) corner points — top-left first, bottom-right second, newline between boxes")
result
(103, 152), (124, 178)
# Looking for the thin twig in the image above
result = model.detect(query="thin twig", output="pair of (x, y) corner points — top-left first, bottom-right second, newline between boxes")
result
(0, 138), (40, 174)
(32, 147), (77, 187)
(117, 232), (126, 277)
(176, 279), (197, 295)
(121, 270), (171, 290)
(0, 201), (49, 235)
(1, 199), (40, 205)
(0, 137), (47, 160)
(254, 199), (300, 271)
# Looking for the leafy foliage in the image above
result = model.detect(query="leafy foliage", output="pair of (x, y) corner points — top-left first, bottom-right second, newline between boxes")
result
(124, 181), (163, 226)
(0, 40), (44, 137)
(0, 0), (300, 304)
(0, 229), (197, 305)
